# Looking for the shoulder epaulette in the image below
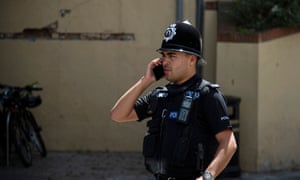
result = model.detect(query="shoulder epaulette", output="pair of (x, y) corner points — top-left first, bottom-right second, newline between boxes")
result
(198, 80), (220, 91)
(151, 86), (168, 97)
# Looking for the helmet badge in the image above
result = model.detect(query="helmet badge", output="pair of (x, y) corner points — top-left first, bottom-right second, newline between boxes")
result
(164, 23), (176, 42)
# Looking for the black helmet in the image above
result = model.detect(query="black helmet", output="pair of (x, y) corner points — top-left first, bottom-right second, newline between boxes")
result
(157, 20), (203, 59)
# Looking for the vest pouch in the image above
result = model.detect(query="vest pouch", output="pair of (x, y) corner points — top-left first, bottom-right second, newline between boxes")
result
(143, 134), (158, 157)
(172, 136), (190, 166)
(143, 134), (159, 174)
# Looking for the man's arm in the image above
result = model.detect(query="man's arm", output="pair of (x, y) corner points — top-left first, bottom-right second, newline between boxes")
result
(110, 58), (161, 122)
(197, 129), (237, 180)
(110, 76), (152, 122)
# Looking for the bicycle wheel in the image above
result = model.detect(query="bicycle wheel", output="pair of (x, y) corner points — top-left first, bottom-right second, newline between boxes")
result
(24, 110), (47, 157)
(11, 116), (32, 167)
(0, 111), (5, 166)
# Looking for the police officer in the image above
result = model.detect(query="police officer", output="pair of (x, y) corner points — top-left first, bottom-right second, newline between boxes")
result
(111, 21), (237, 180)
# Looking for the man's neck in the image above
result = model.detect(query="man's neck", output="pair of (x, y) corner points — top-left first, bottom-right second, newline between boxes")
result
(173, 72), (197, 85)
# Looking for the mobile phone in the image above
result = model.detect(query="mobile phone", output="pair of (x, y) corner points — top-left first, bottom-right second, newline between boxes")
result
(152, 65), (165, 81)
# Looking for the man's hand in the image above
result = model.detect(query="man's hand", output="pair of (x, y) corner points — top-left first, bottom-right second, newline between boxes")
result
(145, 57), (163, 82)
(202, 130), (237, 178)
(110, 57), (163, 122)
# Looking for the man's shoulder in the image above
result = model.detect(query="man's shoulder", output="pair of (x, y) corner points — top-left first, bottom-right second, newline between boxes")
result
(197, 79), (220, 92)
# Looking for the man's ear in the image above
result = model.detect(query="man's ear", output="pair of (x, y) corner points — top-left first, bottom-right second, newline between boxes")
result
(189, 55), (198, 66)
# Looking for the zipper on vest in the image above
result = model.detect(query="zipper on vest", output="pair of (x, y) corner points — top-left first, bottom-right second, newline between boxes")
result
(158, 108), (167, 174)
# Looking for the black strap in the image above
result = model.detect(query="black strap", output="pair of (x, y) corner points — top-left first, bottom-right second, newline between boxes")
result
(182, 79), (215, 136)
(155, 174), (195, 180)
(180, 79), (219, 174)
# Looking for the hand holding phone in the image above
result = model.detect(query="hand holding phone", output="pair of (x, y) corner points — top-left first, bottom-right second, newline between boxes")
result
(152, 64), (165, 81)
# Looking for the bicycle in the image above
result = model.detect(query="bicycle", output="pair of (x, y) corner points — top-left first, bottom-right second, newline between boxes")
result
(0, 82), (47, 167)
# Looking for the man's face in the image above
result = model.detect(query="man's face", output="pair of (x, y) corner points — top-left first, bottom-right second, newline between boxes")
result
(160, 50), (197, 84)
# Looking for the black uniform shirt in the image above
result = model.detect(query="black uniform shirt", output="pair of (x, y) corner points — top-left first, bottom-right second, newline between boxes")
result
(134, 75), (232, 175)
(134, 75), (231, 136)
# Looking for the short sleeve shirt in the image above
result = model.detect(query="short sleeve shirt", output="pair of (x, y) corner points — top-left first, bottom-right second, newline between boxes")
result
(134, 76), (231, 136)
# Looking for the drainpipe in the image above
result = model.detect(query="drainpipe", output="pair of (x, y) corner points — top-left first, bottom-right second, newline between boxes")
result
(196, 0), (204, 35)
(176, 0), (183, 21)
(196, 0), (204, 77)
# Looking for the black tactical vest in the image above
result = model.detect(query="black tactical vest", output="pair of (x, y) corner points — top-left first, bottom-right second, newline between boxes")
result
(142, 79), (220, 177)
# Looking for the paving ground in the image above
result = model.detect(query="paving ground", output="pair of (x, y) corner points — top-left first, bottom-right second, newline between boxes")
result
(0, 151), (300, 180)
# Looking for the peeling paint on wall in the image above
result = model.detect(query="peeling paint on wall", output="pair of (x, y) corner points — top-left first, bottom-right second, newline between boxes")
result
(0, 31), (135, 41)
(0, 20), (135, 41)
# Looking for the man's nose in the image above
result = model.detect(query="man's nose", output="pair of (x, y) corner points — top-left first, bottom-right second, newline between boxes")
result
(161, 58), (170, 66)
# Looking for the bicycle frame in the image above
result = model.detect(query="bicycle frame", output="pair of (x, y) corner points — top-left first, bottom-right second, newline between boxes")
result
(0, 83), (44, 167)
(3, 105), (24, 166)
(5, 110), (11, 166)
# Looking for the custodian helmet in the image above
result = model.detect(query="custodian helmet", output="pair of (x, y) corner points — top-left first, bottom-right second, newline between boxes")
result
(157, 20), (203, 59)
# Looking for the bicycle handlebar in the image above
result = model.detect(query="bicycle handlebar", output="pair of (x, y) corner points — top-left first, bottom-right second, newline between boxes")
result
(0, 83), (43, 108)
(0, 83), (43, 92)
(25, 85), (43, 91)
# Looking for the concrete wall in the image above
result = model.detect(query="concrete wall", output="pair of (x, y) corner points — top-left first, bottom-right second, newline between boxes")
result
(257, 35), (300, 171)
(203, 7), (218, 82)
(3, 0), (298, 173)
(216, 33), (300, 171)
(216, 42), (258, 171)
(0, 0), (208, 151)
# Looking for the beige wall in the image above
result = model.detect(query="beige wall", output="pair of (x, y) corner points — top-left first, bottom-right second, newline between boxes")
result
(216, 33), (300, 171)
(203, 9), (218, 82)
(0, 0), (205, 151)
(257, 35), (300, 171)
(2, 0), (298, 173)
(217, 42), (258, 171)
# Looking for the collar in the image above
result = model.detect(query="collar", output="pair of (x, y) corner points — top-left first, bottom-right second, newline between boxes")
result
(166, 75), (201, 96)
